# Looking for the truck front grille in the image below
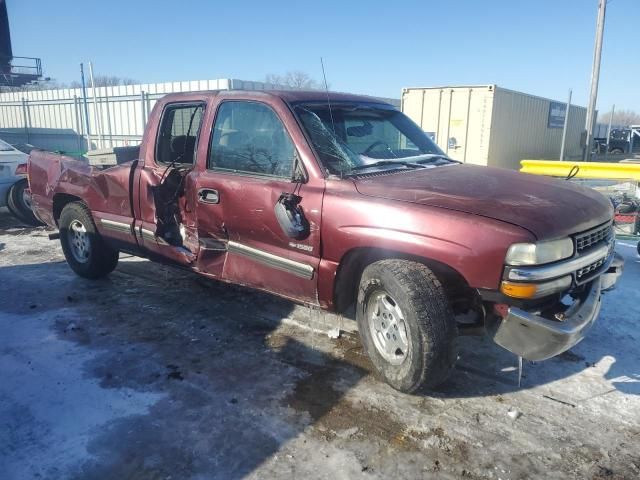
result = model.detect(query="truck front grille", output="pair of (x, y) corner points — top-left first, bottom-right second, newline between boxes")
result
(575, 223), (612, 252)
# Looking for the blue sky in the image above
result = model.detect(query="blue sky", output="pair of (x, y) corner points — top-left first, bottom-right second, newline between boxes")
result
(8, 0), (638, 112)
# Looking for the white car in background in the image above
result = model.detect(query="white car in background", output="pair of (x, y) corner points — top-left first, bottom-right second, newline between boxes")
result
(0, 138), (42, 225)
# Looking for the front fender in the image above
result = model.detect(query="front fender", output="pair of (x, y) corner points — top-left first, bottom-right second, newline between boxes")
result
(317, 186), (535, 309)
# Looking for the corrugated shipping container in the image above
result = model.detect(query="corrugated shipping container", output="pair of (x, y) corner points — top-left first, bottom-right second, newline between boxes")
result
(401, 85), (587, 170)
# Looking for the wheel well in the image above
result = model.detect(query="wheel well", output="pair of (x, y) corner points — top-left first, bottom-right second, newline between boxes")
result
(333, 247), (475, 314)
(52, 193), (83, 225)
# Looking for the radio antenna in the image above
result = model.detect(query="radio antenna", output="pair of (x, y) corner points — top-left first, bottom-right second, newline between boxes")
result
(320, 57), (336, 134)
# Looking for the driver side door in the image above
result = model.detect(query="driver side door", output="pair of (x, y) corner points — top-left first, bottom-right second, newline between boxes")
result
(194, 99), (324, 304)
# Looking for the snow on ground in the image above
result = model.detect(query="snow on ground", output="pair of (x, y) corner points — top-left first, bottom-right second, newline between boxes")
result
(0, 207), (639, 479)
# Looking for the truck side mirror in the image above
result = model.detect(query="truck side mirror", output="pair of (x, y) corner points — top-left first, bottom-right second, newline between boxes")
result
(275, 192), (309, 239)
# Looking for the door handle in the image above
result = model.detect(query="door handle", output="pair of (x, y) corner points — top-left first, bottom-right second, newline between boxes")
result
(198, 188), (219, 204)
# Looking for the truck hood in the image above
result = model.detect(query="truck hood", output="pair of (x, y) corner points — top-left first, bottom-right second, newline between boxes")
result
(353, 164), (613, 239)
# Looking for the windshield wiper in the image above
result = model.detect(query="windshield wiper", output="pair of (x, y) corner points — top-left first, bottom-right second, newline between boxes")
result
(413, 154), (454, 163)
(349, 160), (428, 172)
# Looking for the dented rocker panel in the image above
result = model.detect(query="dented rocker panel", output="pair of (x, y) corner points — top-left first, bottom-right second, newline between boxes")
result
(227, 241), (315, 280)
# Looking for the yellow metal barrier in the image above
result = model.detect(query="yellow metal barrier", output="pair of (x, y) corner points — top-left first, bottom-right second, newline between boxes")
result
(520, 160), (640, 181)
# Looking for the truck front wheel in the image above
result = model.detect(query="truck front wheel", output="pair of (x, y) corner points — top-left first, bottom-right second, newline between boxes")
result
(59, 202), (119, 279)
(356, 259), (458, 393)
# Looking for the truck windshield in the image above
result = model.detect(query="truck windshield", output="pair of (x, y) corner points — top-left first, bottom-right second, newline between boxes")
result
(294, 102), (452, 175)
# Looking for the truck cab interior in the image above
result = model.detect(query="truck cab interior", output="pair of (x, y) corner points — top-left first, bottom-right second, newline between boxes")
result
(156, 104), (203, 166)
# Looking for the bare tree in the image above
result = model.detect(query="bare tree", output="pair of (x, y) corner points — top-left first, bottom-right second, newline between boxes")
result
(264, 73), (284, 86)
(92, 75), (138, 87)
(265, 71), (323, 90)
(598, 109), (640, 126)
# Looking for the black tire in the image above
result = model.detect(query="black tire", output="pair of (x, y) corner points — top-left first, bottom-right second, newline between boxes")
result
(356, 259), (458, 393)
(59, 202), (119, 279)
(7, 179), (44, 226)
(5, 193), (23, 221)
(611, 148), (624, 155)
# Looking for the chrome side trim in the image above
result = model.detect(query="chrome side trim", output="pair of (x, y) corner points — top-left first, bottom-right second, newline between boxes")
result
(140, 228), (155, 242)
(228, 241), (314, 280)
(100, 218), (132, 235)
(199, 238), (227, 251)
(140, 228), (169, 246)
(506, 243), (610, 281)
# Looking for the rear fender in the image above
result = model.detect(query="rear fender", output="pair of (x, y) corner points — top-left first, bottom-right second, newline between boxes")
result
(29, 151), (137, 233)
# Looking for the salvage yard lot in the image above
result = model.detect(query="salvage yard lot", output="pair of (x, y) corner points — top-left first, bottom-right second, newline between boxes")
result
(0, 207), (639, 480)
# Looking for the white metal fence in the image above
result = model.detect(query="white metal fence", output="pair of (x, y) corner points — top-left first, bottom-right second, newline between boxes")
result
(0, 78), (401, 153)
(0, 78), (296, 152)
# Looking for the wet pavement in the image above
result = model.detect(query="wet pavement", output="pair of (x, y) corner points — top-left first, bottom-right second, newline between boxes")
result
(1, 207), (639, 479)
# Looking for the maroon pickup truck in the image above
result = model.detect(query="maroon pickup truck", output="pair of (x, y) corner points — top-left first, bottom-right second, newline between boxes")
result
(28, 90), (623, 393)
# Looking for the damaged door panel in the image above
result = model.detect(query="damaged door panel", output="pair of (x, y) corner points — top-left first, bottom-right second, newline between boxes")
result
(189, 168), (228, 278)
(92, 158), (144, 249)
(134, 100), (206, 266)
(203, 99), (323, 303)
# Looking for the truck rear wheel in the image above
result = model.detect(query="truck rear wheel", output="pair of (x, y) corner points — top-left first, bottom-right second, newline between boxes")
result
(59, 202), (119, 279)
(356, 259), (458, 393)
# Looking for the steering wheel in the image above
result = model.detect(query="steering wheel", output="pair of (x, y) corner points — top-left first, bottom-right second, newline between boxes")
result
(363, 141), (393, 156)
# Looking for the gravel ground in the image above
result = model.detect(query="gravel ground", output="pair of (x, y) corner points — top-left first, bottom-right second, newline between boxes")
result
(1, 207), (639, 480)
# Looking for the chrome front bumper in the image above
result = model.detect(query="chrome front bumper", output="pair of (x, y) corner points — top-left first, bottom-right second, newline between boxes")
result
(491, 253), (624, 361)
(601, 252), (624, 291)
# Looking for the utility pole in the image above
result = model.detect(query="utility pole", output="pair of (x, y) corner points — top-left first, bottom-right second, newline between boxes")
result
(583, 0), (607, 161)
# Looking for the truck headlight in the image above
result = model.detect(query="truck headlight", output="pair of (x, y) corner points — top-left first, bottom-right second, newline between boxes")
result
(505, 238), (574, 266)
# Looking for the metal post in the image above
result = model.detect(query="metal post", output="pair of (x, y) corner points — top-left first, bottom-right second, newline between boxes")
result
(73, 95), (82, 151)
(445, 90), (453, 154)
(145, 92), (151, 125)
(419, 89), (425, 129)
(21, 98), (30, 144)
(435, 89), (442, 146)
(462, 88), (472, 163)
(104, 88), (113, 148)
(583, 0), (607, 161)
(140, 91), (146, 134)
(88, 62), (103, 149)
(605, 104), (615, 161)
(80, 63), (92, 151)
(559, 89), (572, 161)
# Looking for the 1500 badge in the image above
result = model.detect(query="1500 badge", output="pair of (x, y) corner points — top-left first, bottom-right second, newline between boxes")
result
(289, 242), (313, 252)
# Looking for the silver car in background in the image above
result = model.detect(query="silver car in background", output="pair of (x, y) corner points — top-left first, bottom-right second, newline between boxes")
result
(0, 138), (42, 225)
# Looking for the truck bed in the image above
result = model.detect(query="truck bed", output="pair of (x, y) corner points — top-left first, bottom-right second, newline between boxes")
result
(28, 149), (139, 228)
